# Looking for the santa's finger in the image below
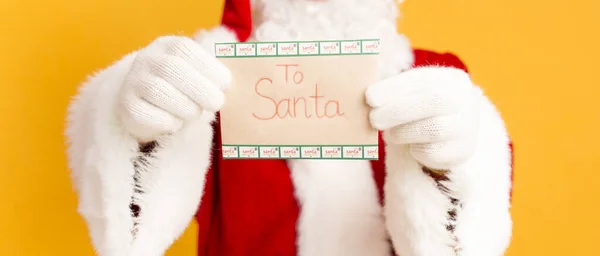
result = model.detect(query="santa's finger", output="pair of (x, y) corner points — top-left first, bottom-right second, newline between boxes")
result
(120, 93), (183, 140)
(365, 67), (470, 108)
(134, 73), (201, 120)
(369, 88), (463, 130)
(410, 139), (476, 169)
(365, 70), (426, 108)
(158, 36), (232, 91)
(385, 114), (465, 144)
(150, 55), (225, 112)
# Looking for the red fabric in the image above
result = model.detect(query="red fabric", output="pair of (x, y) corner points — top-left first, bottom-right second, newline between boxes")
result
(194, 47), (516, 256)
(198, 113), (299, 256)
(412, 49), (469, 73)
(221, 0), (252, 42)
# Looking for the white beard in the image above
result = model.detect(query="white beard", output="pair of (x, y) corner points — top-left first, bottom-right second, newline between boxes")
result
(250, 0), (414, 78)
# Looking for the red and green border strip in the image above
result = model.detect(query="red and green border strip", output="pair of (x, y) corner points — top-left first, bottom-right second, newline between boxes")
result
(222, 144), (379, 160)
(215, 39), (380, 58)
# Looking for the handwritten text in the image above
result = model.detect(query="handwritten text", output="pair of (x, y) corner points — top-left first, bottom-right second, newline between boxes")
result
(252, 64), (344, 120)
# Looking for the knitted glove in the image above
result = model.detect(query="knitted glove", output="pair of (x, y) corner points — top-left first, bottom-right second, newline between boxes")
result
(366, 66), (481, 169)
(119, 36), (231, 142)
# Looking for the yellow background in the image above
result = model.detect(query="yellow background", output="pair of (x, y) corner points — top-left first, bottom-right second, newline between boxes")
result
(1, 0), (598, 255)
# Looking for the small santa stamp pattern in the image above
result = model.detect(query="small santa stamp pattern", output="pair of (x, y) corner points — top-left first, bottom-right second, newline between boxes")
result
(321, 146), (343, 158)
(301, 147), (321, 158)
(363, 146), (379, 159)
(342, 146), (363, 158)
(222, 146), (239, 158)
(277, 42), (298, 55)
(319, 41), (340, 55)
(341, 41), (361, 54)
(280, 147), (301, 158)
(238, 146), (260, 158)
(361, 40), (380, 54)
(214, 44), (235, 57)
(259, 146), (279, 158)
(299, 42), (319, 55)
(235, 43), (256, 56)
(257, 43), (277, 56)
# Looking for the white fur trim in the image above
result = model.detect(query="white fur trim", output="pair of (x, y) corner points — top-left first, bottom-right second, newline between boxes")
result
(289, 160), (391, 256)
(383, 92), (512, 256)
(251, 0), (406, 12)
(66, 50), (215, 256)
(128, 114), (214, 256)
(250, 0), (413, 78)
(193, 25), (239, 52)
(66, 53), (139, 256)
(452, 95), (512, 256)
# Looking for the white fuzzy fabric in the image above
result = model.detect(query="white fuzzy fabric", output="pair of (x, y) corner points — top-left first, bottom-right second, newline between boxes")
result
(251, 0), (414, 78)
(289, 160), (391, 256)
(193, 26), (239, 53)
(452, 96), (513, 256)
(67, 52), (139, 256)
(66, 27), (237, 256)
(127, 115), (214, 256)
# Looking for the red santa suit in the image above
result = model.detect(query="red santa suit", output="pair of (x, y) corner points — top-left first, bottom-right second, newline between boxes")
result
(65, 0), (514, 256)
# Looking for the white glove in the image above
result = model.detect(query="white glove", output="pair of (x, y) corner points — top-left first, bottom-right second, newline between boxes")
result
(366, 67), (482, 169)
(118, 36), (232, 142)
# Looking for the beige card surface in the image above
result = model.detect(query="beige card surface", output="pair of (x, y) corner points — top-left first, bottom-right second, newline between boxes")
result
(215, 39), (380, 160)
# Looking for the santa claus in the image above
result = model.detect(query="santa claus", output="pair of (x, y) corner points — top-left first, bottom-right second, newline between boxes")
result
(65, 0), (514, 255)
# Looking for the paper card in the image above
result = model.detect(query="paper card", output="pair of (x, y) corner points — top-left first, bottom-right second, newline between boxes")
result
(215, 39), (381, 160)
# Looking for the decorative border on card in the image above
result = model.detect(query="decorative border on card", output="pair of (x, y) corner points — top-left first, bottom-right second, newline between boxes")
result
(215, 39), (380, 58)
(221, 145), (379, 160)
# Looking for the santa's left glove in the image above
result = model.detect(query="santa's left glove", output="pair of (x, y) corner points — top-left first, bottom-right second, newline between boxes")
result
(118, 35), (232, 143)
(366, 67), (482, 169)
